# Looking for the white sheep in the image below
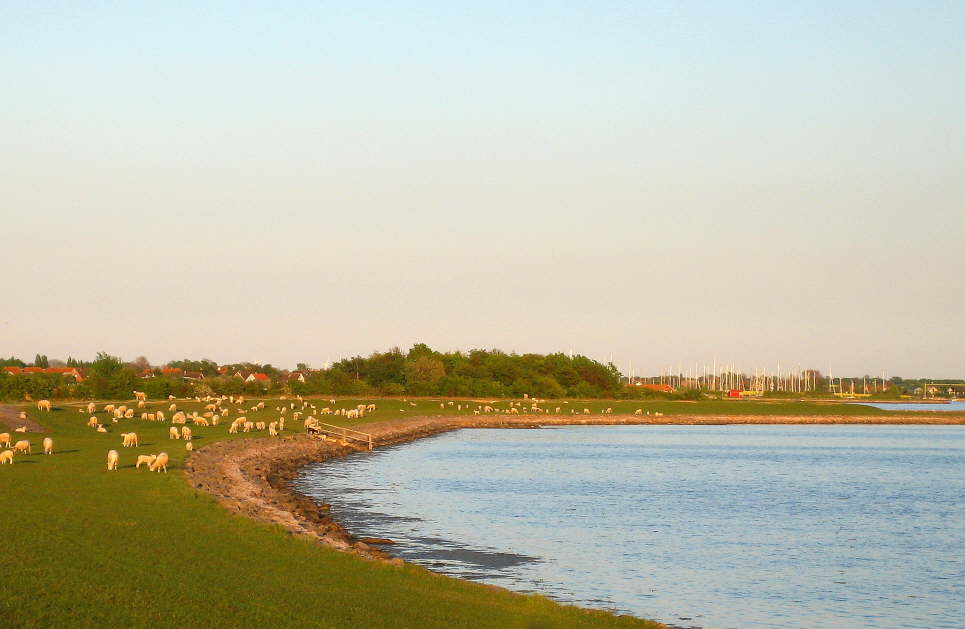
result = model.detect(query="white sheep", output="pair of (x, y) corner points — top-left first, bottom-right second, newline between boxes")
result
(169, 403), (177, 412)
(150, 452), (169, 473)
(14, 426), (26, 433)
(133, 391), (147, 402)
(43, 437), (53, 455)
(268, 422), (278, 437)
(86, 402), (96, 414)
(136, 454), (157, 469)
(181, 427), (192, 441)
(0, 450), (13, 465)
(0, 433), (10, 448)
(169, 426), (181, 440)
(121, 433), (139, 448)
(185, 442), (193, 452)
(37, 399), (52, 412)
(14, 440), (31, 454)
(107, 450), (119, 470)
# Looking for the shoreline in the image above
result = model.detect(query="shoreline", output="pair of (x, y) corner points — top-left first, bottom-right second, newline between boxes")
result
(184, 412), (965, 555)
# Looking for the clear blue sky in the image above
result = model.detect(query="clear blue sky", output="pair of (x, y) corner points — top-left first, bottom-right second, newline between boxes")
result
(1, 2), (962, 377)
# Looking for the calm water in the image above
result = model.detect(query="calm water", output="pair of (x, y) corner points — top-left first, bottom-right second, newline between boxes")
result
(857, 401), (965, 412)
(294, 426), (965, 628)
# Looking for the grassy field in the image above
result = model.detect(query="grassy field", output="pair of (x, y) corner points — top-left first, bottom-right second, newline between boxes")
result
(0, 397), (664, 629)
(0, 395), (955, 628)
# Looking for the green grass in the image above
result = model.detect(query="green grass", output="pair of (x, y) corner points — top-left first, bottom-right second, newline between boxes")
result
(0, 397), (660, 629)
(0, 395), (955, 628)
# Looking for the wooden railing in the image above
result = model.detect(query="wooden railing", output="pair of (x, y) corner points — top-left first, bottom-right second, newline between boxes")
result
(312, 423), (374, 450)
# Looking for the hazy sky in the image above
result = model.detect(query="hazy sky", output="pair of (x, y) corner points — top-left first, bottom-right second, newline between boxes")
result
(2, 2), (963, 377)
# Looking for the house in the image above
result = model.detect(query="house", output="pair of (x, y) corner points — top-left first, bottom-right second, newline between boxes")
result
(247, 372), (270, 384)
(286, 371), (307, 383)
(3, 366), (85, 382)
(2, 366), (22, 375)
(637, 383), (675, 393)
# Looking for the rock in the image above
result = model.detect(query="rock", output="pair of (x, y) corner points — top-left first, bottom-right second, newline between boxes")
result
(359, 537), (395, 545)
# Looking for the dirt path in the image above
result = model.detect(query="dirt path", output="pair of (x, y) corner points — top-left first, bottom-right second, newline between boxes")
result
(0, 404), (46, 432)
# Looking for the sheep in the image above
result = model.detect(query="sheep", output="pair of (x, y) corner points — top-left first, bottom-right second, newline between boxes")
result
(96, 425), (107, 433)
(104, 404), (116, 414)
(106, 449), (120, 470)
(14, 426), (26, 433)
(0, 433), (10, 447)
(169, 426), (181, 440)
(634, 409), (643, 415)
(121, 433), (139, 448)
(133, 391), (147, 402)
(149, 452), (168, 473)
(172, 412), (187, 425)
(243, 422), (253, 433)
(583, 408), (591, 415)
(19, 411), (26, 420)
(168, 394), (176, 400)
(278, 418), (285, 432)
(320, 407), (332, 415)
(255, 421), (266, 431)
(181, 427), (192, 441)
(141, 412), (149, 421)
(43, 437), (53, 455)
(155, 411), (165, 422)
(555, 407), (561, 414)
(0, 450), (13, 465)
(228, 422), (239, 434)
(509, 407), (519, 414)
(169, 403), (177, 412)
(258, 401), (266, 410)
(124, 409), (134, 419)
(14, 440), (31, 454)
(86, 402), (96, 414)
(136, 454), (157, 469)
(185, 442), (193, 452)
(211, 415), (220, 426)
(37, 399), (52, 412)
(137, 401), (146, 409)
(268, 422), (278, 437)
(194, 417), (210, 427)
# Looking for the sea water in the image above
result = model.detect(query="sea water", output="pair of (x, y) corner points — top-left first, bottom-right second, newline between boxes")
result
(294, 425), (965, 628)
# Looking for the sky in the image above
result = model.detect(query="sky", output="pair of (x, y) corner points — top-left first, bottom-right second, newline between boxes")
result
(1, 1), (963, 377)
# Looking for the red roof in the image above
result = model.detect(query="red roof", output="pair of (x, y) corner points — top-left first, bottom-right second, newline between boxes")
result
(2, 366), (22, 375)
(639, 383), (675, 393)
(3, 366), (84, 381)
(252, 373), (270, 382)
(160, 367), (183, 375)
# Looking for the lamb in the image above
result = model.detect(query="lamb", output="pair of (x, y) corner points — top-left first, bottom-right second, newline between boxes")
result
(107, 450), (119, 470)
(121, 433), (139, 448)
(37, 399), (52, 412)
(96, 426), (107, 433)
(149, 452), (168, 473)
(0, 433), (10, 447)
(169, 427), (181, 439)
(0, 450), (13, 464)
(14, 440), (31, 454)
(14, 426), (26, 433)
(136, 454), (157, 469)
(43, 437), (53, 455)
(181, 427), (192, 441)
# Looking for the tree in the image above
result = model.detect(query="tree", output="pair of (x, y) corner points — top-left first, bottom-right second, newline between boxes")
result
(405, 356), (446, 395)
(90, 352), (124, 379)
(34, 354), (49, 368)
(132, 356), (151, 372)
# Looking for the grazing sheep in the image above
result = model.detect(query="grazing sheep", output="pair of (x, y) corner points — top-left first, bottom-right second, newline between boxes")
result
(141, 412), (149, 421)
(169, 403), (177, 412)
(107, 450), (119, 470)
(0, 450), (14, 465)
(509, 408), (519, 414)
(583, 408), (590, 415)
(136, 454), (157, 469)
(181, 427), (192, 441)
(169, 427), (181, 440)
(278, 418), (285, 432)
(123, 409), (134, 419)
(155, 411), (165, 422)
(87, 416), (98, 428)
(121, 433), (139, 448)
(96, 426), (107, 433)
(137, 401), (146, 409)
(149, 452), (168, 473)
(228, 422), (239, 434)
(555, 407), (561, 414)
(87, 402), (96, 414)
(185, 442), (193, 452)
(634, 409), (643, 415)
(0, 433), (10, 447)
(258, 401), (265, 410)
(194, 417), (209, 427)
(104, 404), (116, 414)
(43, 437), (53, 455)
(255, 421), (266, 431)
(37, 399), (52, 412)
(172, 412), (186, 425)
(243, 422), (253, 433)
(268, 422), (278, 437)
(14, 426), (26, 433)
(13, 440), (31, 454)
(19, 411), (26, 420)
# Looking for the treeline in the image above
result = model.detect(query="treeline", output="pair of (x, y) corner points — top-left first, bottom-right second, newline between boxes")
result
(0, 346), (633, 400)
